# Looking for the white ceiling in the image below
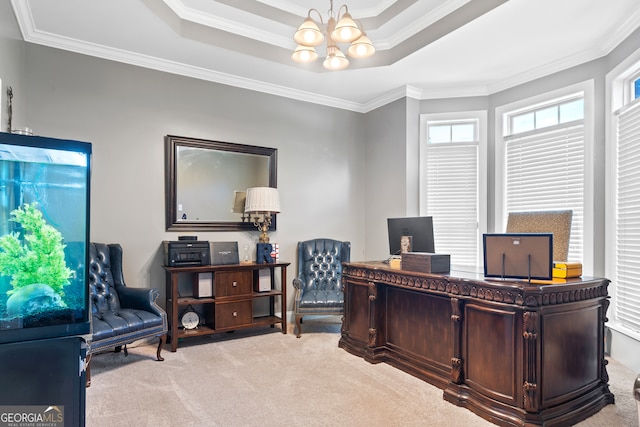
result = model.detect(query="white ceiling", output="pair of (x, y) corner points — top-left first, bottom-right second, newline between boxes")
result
(9, 0), (640, 112)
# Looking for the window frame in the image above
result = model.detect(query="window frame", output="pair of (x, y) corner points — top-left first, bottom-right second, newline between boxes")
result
(419, 110), (488, 268)
(495, 80), (595, 275)
(605, 48), (640, 342)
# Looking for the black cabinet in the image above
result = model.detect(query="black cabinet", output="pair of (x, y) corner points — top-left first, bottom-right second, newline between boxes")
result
(0, 336), (87, 427)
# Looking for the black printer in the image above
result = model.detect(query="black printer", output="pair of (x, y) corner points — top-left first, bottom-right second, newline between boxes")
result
(163, 240), (210, 267)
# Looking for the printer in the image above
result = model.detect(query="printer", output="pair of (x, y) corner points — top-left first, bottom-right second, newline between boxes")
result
(163, 240), (210, 267)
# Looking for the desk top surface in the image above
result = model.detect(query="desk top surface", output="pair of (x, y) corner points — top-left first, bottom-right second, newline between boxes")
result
(343, 261), (608, 296)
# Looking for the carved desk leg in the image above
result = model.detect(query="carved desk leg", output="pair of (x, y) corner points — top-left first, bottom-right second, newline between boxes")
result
(602, 298), (610, 384)
(523, 311), (539, 412)
(367, 281), (377, 348)
(450, 297), (464, 384)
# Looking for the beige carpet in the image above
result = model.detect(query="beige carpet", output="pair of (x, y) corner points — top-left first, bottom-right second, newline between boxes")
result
(86, 318), (638, 427)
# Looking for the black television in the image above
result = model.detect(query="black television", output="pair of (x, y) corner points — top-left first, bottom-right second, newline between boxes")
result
(0, 132), (91, 344)
(387, 216), (435, 255)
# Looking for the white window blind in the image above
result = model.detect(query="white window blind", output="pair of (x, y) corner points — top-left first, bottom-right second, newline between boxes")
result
(615, 99), (640, 333)
(505, 124), (584, 262)
(425, 142), (478, 266)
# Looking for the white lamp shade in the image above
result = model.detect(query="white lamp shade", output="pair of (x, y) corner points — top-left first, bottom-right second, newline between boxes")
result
(244, 187), (281, 214)
(291, 45), (318, 63)
(323, 46), (349, 71)
(331, 12), (361, 43)
(293, 17), (324, 46)
(347, 34), (375, 58)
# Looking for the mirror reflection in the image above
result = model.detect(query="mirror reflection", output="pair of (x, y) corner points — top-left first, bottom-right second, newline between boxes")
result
(165, 136), (277, 231)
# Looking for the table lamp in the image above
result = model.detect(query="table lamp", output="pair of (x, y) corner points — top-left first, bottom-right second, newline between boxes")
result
(244, 187), (280, 243)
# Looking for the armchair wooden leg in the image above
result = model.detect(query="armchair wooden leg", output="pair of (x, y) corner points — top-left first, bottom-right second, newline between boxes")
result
(295, 315), (303, 338)
(85, 355), (92, 388)
(156, 334), (166, 361)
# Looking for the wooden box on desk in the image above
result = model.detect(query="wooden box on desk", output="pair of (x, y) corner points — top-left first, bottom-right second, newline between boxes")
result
(401, 252), (451, 274)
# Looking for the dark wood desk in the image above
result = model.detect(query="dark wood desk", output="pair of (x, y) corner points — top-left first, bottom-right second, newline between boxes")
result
(339, 262), (614, 427)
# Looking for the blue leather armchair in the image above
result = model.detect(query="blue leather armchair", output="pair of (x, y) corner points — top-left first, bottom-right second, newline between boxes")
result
(293, 238), (350, 338)
(86, 242), (167, 386)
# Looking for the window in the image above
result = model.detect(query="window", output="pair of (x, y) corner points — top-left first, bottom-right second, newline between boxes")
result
(509, 98), (584, 134)
(420, 112), (487, 267)
(496, 83), (593, 268)
(608, 64), (640, 336)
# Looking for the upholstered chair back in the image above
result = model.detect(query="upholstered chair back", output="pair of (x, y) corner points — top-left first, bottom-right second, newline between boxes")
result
(89, 242), (122, 315)
(296, 238), (351, 299)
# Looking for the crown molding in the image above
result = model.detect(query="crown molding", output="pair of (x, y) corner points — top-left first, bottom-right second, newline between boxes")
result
(600, 5), (640, 55)
(162, 0), (294, 49)
(16, 20), (367, 113)
(486, 46), (608, 95)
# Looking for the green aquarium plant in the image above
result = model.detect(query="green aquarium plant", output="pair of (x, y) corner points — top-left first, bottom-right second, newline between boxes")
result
(0, 203), (72, 298)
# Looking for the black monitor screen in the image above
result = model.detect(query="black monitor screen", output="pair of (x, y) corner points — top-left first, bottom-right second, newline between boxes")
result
(387, 216), (435, 255)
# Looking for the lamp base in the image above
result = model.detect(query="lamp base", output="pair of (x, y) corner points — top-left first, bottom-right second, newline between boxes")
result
(256, 243), (273, 264)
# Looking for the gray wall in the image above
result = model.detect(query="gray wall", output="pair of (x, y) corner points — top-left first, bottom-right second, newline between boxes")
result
(12, 44), (366, 311)
(364, 98), (408, 261)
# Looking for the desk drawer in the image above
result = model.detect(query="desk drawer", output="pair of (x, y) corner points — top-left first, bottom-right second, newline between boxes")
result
(215, 300), (252, 329)
(215, 271), (252, 297)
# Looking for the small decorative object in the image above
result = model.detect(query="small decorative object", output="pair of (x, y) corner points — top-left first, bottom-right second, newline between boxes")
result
(193, 272), (213, 298)
(256, 243), (274, 264)
(400, 235), (412, 253)
(180, 306), (200, 329)
(401, 252), (451, 274)
(269, 243), (280, 262)
(254, 268), (271, 292)
(552, 261), (582, 278)
(6, 86), (12, 132)
(241, 243), (252, 264)
(244, 187), (280, 243)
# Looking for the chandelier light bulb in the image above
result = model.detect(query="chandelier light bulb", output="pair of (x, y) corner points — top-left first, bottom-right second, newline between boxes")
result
(293, 17), (324, 46)
(291, 45), (318, 63)
(347, 34), (375, 58)
(323, 46), (349, 71)
(331, 12), (361, 43)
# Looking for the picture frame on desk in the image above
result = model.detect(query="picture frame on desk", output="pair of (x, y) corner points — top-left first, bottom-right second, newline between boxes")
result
(483, 233), (553, 280)
(210, 241), (239, 265)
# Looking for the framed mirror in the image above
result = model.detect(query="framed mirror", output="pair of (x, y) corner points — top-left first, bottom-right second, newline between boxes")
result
(165, 135), (277, 231)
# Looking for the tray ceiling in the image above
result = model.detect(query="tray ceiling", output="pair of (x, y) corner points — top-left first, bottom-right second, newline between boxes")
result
(9, 0), (640, 112)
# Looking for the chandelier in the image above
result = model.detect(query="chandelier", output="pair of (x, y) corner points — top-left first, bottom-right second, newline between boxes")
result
(291, 0), (375, 71)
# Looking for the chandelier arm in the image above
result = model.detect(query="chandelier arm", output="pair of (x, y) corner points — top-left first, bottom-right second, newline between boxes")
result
(336, 4), (349, 20)
(307, 8), (324, 25)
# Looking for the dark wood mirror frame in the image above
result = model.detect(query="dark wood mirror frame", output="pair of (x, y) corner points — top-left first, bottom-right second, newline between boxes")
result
(165, 135), (277, 231)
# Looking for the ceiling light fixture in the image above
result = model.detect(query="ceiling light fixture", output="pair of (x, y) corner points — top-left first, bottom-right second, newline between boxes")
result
(291, 0), (375, 71)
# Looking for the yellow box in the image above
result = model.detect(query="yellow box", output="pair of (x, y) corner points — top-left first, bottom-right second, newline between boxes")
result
(552, 262), (582, 278)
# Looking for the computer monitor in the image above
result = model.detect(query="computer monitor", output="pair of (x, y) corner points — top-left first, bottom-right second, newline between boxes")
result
(387, 216), (435, 255)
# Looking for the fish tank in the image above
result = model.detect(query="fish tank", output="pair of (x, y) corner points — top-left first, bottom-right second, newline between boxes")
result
(0, 132), (91, 344)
